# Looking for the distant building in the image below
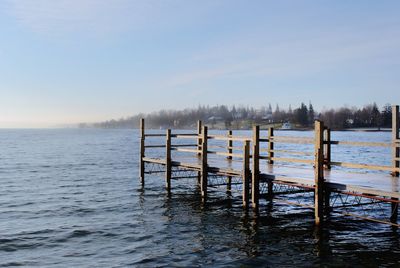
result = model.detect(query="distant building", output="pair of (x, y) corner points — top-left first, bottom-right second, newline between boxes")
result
(281, 122), (292, 130)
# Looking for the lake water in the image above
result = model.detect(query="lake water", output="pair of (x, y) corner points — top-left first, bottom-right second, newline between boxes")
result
(0, 129), (399, 267)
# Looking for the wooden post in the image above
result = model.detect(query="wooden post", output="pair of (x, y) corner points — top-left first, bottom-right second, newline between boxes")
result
(227, 130), (233, 192)
(197, 120), (202, 156)
(392, 105), (399, 177)
(252, 125), (260, 211)
(391, 105), (399, 223)
(165, 129), (172, 191)
(267, 127), (274, 198)
(197, 120), (202, 185)
(140, 118), (145, 185)
(314, 120), (324, 226)
(267, 181), (274, 201)
(243, 140), (250, 209)
(201, 126), (208, 201)
(268, 127), (274, 164)
(323, 127), (331, 169)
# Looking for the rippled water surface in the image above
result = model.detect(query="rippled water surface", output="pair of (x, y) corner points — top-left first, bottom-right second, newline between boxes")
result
(0, 129), (399, 267)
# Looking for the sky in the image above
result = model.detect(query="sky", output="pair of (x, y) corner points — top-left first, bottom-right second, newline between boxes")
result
(0, 0), (400, 128)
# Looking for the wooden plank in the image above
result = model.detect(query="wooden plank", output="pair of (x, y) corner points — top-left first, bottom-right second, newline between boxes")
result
(142, 157), (166, 165)
(172, 134), (198, 139)
(271, 157), (314, 164)
(171, 161), (201, 170)
(207, 166), (242, 176)
(140, 118), (145, 184)
(243, 140), (250, 209)
(252, 125), (260, 211)
(329, 140), (391, 147)
(144, 133), (166, 137)
(330, 161), (398, 172)
(173, 148), (200, 154)
(268, 127), (274, 164)
(227, 146), (243, 150)
(171, 144), (197, 147)
(264, 149), (313, 156)
(144, 145), (165, 148)
(207, 151), (243, 158)
(271, 136), (314, 144)
(208, 134), (251, 142)
(272, 135), (314, 142)
(201, 126), (208, 201)
(166, 129), (171, 191)
(314, 120), (324, 226)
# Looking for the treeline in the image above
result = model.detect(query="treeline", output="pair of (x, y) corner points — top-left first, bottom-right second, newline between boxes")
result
(80, 103), (394, 130)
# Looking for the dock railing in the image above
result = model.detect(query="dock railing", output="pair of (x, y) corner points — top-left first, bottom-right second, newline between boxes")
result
(139, 105), (400, 225)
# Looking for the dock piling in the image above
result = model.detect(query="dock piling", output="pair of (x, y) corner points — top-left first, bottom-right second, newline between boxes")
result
(391, 105), (399, 223)
(227, 130), (233, 192)
(140, 118), (145, 185)
(201, 126), (208, 201)
(268, 127), (274, 165)
(165, 129), (172, 191)
(243, 140), (250, 209)
(197, 120), (202, 185)
(252, 125), (260, 211)
(314, 120), (325, 225)
(324, 127), (331, 169)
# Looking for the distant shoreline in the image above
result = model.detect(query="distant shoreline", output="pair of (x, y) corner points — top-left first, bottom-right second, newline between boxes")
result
(78, 126), (391, 132)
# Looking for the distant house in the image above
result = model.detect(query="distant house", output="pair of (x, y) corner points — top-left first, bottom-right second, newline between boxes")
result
(262, 113), (273, 122)
(207, 116), (223, 122)
(281, 122), (292, 130)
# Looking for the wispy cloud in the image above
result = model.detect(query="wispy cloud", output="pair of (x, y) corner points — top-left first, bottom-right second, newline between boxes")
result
(4, 0), (165, 36)
(162, 26), (400, 88)
(3, 0), (222, 37)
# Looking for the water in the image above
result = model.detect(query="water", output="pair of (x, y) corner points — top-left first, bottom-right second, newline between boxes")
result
(0, 129), (399, 267)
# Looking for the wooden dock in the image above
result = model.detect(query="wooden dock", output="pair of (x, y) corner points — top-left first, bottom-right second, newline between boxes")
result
(139, 106), (400, 227)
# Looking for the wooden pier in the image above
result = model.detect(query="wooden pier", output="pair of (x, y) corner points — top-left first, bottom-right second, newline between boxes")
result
(139, 106), (400, 227)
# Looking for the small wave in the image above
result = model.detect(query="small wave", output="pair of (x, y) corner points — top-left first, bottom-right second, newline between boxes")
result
(69, 229), (92, 238)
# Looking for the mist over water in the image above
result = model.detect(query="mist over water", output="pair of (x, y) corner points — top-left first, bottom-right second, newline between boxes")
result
(0, 129), (399, 267)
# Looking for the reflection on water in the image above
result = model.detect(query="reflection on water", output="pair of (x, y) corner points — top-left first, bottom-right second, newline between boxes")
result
(0, 129), (399, 267)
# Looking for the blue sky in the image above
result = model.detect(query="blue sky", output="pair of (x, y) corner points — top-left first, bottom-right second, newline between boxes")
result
(0, 0), (399, 127)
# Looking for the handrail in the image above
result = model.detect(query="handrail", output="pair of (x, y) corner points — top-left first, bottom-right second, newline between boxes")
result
(171, 134), (198, 139)
(330, 161), (400, 172)
(144, 145), (165, 148)
(328, 140), (392, 147)
(144, 134), (166, 137)
(264, 149), (314, 156)
(171, 133), (197, 136)
(172, 148), (200, 154)
(171, 144), (197, 147)
(207, 150), (243, 158)
(270, 136), (314, 144)
(208, 134), (251, 142)
(271, 157), (314, 164)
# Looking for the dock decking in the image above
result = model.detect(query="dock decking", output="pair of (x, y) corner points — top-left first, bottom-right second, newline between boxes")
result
(139, 106), (400, 227)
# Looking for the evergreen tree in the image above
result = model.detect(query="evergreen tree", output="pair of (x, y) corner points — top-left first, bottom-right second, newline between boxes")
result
(308, 102), (315, 125)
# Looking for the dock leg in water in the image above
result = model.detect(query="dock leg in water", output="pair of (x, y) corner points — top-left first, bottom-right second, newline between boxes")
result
(314, 120), (325, 226)
(242, 141), (250, 209)
(201, 126), (208, 202)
